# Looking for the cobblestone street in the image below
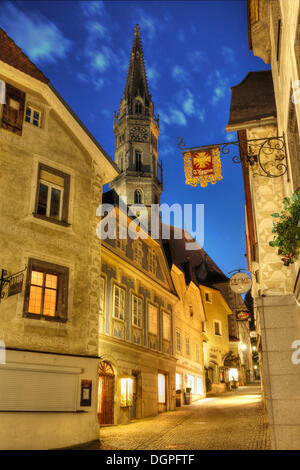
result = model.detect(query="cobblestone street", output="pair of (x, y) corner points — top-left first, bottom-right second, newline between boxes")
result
(99, 384), (270, 451)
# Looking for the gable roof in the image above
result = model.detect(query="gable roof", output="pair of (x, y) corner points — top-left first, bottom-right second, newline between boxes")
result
(161, 225), (228, 287)
(0, 28), (49, 83)
(228, 71), (276, 126)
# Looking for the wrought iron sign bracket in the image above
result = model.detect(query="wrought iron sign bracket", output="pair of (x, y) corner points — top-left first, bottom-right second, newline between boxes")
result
(0, 266), (27, 303)
(178, 134), (288, 178)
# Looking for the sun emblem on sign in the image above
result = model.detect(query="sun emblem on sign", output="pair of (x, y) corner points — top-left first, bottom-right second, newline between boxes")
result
(192, 151), (213, 170)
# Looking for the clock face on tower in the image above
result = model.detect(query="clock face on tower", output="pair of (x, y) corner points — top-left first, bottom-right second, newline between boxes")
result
(129, 126), (149, 142)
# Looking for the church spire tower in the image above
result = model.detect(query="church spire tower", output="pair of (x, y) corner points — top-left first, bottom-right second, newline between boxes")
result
(111, 25), (162, 226)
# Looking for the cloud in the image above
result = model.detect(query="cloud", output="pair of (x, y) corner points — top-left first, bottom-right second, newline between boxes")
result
(0, 2), (71, 65)
(221, 46), (237, 67)
(80, 1), (105, 18)
(135, 9), (157, 40)
(159, 108), (187, 127)
(187, 50), (207, 71)
(177, 30), (185, 43)
(172, 65), (190, 84)
(225, 131), (236, 142)
(208, 70), (231, 105)
(147, 66), (160, 88)
(175, 89), (206, 122)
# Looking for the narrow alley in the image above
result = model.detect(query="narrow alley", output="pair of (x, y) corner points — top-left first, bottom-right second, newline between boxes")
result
(99, 384), (270, 451)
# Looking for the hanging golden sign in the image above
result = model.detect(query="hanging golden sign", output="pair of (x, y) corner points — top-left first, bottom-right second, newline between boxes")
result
(183, 146), (222, 187)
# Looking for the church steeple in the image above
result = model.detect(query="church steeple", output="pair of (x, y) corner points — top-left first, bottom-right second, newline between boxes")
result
(110, 25), (162, 232)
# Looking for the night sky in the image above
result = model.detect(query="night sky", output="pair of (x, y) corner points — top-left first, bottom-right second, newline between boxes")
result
(0, 0), (269, 275)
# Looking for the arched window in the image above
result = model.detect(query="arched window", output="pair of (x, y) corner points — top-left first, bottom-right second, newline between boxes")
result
(135, 151), (142, 172)
(134, 189), (143, 204)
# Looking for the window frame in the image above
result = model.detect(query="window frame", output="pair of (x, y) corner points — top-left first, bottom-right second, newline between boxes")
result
(25, 105), (42, 127)
(204, 291), (212, 303)
(176, 330), (181, 352)
(23, 258), (69, 322)
(99, 275), (106, 315)
(131, 293), (143, 329)
(162, 311), (171, 341)
(185, 335), (190, 356)
(214, 320), (222, 337)
(148, 302), (158, 336)
(34, 163), (70, 227)
(112, 283), (126, 322)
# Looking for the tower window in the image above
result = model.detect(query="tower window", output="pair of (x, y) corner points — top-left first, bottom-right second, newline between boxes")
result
(135, 151), (142, 172)
(135, 102), (142, 114)
(134, 189), (143, 204)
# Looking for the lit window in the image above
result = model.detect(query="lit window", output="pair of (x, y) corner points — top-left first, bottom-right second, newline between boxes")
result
(148, 303), (158, 335)
(163, 312), (171, 340)
(120, 378), (133, 407)
(148, 248), (157, 275)
(186, 374), (195, 393)
(158, 373), (166, 403)
(99, 276), (105, 314)
(214, 321), (222, 336)
(113, 284), (125, 321)
(185, 336), (190, 356)
(197, 377), (203, 395)
(36, 165), (70, 223)
(176, 331), (181, 352)
(132, 294), (143, 328)
(25, 106), (41, 127)
(24, 258), (68, 321)
(176, 373), (182, 390)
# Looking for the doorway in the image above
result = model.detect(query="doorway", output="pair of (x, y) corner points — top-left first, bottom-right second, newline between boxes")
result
(98, 361), (114, 425)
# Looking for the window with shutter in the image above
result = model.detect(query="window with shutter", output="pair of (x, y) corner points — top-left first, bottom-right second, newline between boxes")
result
(1, 83), (25, 135)
(113, 284), (125, 321)
(148, 303), (158, 335)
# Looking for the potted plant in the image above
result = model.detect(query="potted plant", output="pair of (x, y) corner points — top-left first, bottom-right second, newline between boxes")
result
(205, 377), (212, 393)
(184, 387), (192, 405)
(269, 190), (300, 266)
(176, 389), (181, 407)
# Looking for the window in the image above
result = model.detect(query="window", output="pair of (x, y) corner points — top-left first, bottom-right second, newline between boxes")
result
(113, 284), (125, 321)
(23, 258), (68, 321)
(276, 19), (282, 61)
(25, 106), (41, 127)
(116, 226), (127, 252)
(148, 248), (157, 275)
(204, 291), (212, 303)
(201, 321), (206, 333)
(148, 303), (158, 335)
(1, 83), (25, 136)
(120, 378), (133, 407)
(176, 331), (181, 352)
(185, 336), (190, 356)
(163, 312), (171, 341)
(133, 239), (143, 265)
(99, 276), (105, 314)
(176, 373), (182, 390)
(214, 320), (222, 336)
(135, 102), (142, 114)
(158, 373), (166, 403)
(197, 377), (204, 395)
(186, 374), (195, 393)
(132, 294), (143, 328)
(35, 164), (70, 225)
(134, 189), (143, 204)
(135, 151), (142, 172)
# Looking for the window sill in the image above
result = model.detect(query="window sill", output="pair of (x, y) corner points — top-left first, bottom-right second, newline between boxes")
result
(32, 213), (71, 227)
(23, 312), (67, 323)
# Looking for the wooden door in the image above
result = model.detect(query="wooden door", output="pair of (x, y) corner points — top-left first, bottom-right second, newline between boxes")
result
(98, 362), (114, 425)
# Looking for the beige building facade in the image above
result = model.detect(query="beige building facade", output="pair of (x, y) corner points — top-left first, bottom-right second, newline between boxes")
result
(0, 29), (118, 449)
(226, 0), (300, 449)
